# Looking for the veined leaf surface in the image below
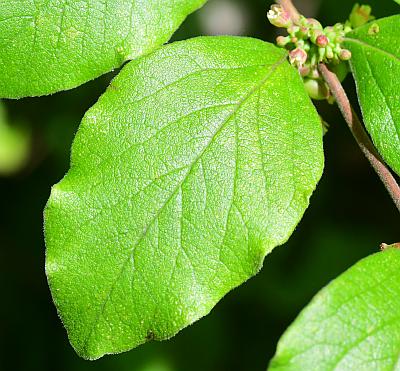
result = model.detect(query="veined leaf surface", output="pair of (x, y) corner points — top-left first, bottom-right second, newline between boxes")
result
(0, 0), (206, 98)
(269, 248), (400, 371)
(45, 36), (324, 360)
(344, 15), (400, 176)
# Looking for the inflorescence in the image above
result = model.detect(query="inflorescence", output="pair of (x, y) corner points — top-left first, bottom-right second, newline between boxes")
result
(267, 3), (374, 102)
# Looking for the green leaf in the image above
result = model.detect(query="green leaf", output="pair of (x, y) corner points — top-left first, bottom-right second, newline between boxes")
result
(344, 15), (400, 176)
(44, 36), (324, 360)
(0, 0), (206, 98)
(0, 101), (30, 175)
(395, 0), (400, 5)
(269, 248), (400, 371)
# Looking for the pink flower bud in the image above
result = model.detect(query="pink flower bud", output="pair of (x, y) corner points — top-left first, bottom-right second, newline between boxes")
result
(289, 48), (308, 67)
(310, 29), (323, 44)
(316, 35), (329, 47)
(276, 36), (290, 47)
(267, 5), (292, 28)
(299, 65), (311, 77)
(339, 49), (352, 61)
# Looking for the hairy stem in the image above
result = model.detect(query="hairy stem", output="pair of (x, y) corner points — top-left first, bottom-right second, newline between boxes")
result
(319, 64), (400, 213)
(275, 0), (400, 213)
(276, 0), (300, 23)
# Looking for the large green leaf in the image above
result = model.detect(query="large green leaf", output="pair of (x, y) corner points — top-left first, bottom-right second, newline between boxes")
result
(44, 36), (324, 360)
(344, 16), (400, 176)
(269, 247), (400, 371)
(0, 0), (205, 98)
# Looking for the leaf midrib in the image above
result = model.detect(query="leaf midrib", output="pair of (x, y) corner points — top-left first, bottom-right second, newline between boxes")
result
(81, 55), (288, 355)
(362, 50), (400, 147)
(344, 37), (400, 62)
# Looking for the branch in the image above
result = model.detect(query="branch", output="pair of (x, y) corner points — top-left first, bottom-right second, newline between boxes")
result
(319, 64), (400, 213)
(275, 0), (400, 213)
(276, 0), (300, 23)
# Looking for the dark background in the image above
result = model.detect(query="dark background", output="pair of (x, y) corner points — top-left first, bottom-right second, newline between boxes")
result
(1, 1), (398, 370)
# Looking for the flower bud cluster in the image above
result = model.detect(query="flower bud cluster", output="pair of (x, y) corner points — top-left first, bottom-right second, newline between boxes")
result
(267, 4), (358, 102)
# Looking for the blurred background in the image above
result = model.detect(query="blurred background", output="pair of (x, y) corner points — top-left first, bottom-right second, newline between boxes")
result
(1, 0), (399, 370)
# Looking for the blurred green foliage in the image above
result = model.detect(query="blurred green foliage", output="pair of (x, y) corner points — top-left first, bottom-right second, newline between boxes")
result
(0, 1), (398, 370)
(0, 102), (30, 175)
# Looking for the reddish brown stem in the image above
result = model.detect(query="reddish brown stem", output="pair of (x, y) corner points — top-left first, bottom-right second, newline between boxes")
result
(276, 0), (300, 23)
(276, 0), (400, 213)
(319, 64), (400, 213)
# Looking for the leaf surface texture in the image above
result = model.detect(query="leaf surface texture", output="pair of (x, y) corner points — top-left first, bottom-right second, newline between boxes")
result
(344, 16), (400, 176)
(269, 248), (400, 371)
(45, 36), (324, 360)
(0, 0), (205, 97)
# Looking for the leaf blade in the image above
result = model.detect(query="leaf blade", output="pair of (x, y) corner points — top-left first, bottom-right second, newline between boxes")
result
(344, 15), (400, 176)
(0, 0), (206, 98)
(269, 248), (400, 371)
(44, 36), (324, 360)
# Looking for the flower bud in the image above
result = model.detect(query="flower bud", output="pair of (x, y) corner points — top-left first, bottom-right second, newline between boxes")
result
(298, 26), (310, 38)
(318, 47), (326, 62)
(306, 18), (323, 30)
(349, 4), (374, 28)
(316, 35), (329, 48)
(326, 45), (334, 59)
(267, 5), (292, 28)
(309, 67), (320, 80)
(303, 78), (329, 100)
(276, 36), (290, 47)
(333, 23), (344, 32)
(299, 65), (311, 77)
(310, 29), (323, 44)
(339, 49), (352, 61)
(289, 48), (308, 67)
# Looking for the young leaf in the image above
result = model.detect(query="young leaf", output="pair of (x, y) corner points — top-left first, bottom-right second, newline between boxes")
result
(0, 0), (206, 98)
(44, 36), (324, 360)
(343, 15), (400, 176)
(269, 248), (400, 371)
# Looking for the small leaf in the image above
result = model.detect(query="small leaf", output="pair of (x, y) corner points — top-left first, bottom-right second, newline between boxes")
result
(44, 36), (324, 360)
(269, 248), (400, 371)
(344, 15), (400, 176)
(0, 0), (206, 98)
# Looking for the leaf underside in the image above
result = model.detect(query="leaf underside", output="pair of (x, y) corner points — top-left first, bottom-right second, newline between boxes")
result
(44, 36), (324, 360)
(0, 0), (206, 98)
(344, 15), (400, 176)
(269, 248), (400, 371)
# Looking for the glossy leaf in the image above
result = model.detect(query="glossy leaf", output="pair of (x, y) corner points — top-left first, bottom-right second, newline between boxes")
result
(44, 36), (324, 360)
(344, 16), (400, 176)
(269, 248), (400, 371)
(0, 0), (206, 98)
